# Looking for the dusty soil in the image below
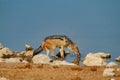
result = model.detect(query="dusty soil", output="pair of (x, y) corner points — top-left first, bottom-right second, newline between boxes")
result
(0, 62), (120, 80)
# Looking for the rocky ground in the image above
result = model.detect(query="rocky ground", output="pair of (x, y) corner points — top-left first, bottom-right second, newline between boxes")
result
(0, 62), (120, 80)
(0, 43), (120, 80)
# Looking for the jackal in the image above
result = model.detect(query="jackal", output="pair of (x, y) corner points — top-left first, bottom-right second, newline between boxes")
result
(33, 35), (81, 61)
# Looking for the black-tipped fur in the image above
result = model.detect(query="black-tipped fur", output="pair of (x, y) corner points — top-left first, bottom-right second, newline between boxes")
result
(44, 35), (74, 45)
(33, 46), (43, 56)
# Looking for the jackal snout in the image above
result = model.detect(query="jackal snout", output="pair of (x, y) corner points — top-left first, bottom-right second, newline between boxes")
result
(68, 43), (80, 55)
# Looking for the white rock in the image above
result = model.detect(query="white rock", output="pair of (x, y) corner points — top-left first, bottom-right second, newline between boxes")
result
(32, 54), (76, 65)
(0, 47), (14, 58)
(51, 60), (75, 66)
(91, 52), (111, 58)
(17, 51), (33, 57)
(0, 58), (5, 62)
(1, 48), (13, 55)
(106, 62), (118, 67)
(17, 51), (25, 57)
(6, 58), (21, 63)
(110, 78), (115, 80)
(116, 68), (120, 71)
(16, 51), (33, 62)
(32, 54), (51, 64)
(24, 51), (33, 56)
(0, 77), (9, 80)
(25, 44), (33, 51)
(115, 56), (120, 62)
(87, 53), (101, 58)
(0, 58), (21, 63)
(83, 53), (107, 66)
(103, 68), (115, 77)
(22, 60), (28, 63)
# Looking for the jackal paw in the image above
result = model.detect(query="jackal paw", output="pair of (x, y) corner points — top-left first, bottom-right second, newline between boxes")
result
(52, 56), (59, 60)
(60, 57), (65, 61)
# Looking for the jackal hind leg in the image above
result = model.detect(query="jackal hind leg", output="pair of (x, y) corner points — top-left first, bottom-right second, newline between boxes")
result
(51, 49), (58, 60)
(60, 46), (64, 61)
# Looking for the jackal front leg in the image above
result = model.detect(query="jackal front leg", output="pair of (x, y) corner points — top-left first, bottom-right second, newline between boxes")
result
(60, 46), (64, 60)
(45, 48), (49, 56)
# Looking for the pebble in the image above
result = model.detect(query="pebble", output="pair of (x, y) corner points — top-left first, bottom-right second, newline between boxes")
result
(0, 77), (9, 80)
(106, 62), (118, 67)
(110, 78), (115, 80)
(103, 68), (115, 77)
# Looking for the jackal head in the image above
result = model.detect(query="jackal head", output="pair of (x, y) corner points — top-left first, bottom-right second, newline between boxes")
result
(68, 43), (80, 55)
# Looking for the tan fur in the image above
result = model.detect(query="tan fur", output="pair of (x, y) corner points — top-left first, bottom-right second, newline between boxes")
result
(33, 35), (81, 61)
(41, 39), (68, 59)
(41, 39), (80, 60)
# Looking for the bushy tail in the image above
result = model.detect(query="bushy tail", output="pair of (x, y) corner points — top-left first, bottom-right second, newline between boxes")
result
(33, 46), (43, 56)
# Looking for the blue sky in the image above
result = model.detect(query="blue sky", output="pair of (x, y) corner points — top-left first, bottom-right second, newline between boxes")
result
(0, 0), (120, 58)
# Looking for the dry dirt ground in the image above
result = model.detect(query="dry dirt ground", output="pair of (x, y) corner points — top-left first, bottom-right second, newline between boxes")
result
(0, 62), (120, 80)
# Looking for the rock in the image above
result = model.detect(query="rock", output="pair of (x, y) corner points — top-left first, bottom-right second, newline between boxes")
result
(17, 51), (26, 57)
(83, 53), (107, 66)
(25, 44), (33, 51)
(23, 51), (33, 62)
(110, 78), (115, 80)
(0, 47), (15, 58)
(0, 58), (21, 63)
(115, 56), (120, 62)
(24, 51), (33, 57)
(116, 68), (120, 71)
(103, 68), (115, 77)
(0, 58), (5, 62)
(106, 62), (118, 67)
(51, 60), (75, 65)
(16, 51), (33, 62)
(0, 77), (9, 80)
(32, 54), (51, 64)
(6, 58), (21, 63)
(92, 52), (111, 58)
(0, 43), (4, 49)
(18, 50), (32, 57)
(22, 60), (28, 63)
(32, 54), (76, 65)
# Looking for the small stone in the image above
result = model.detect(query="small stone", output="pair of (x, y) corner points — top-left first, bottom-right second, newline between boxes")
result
(106, 62), (118, 67)
(6, 58), (21, 63)
(115, 56), (120, 62)
(32, 54), (51, 64)
(0, 47), (14, 58)
(0, 77), (9, 80)
(103, 68), (115, 77)
(93, 52), (111, 58)
(110, 78), (115, 80)
(25, 44), (33, 51)
(116, 68), (120, 71)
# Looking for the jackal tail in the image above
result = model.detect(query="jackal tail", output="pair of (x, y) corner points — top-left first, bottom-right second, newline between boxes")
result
(33, 46), (43, 56)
